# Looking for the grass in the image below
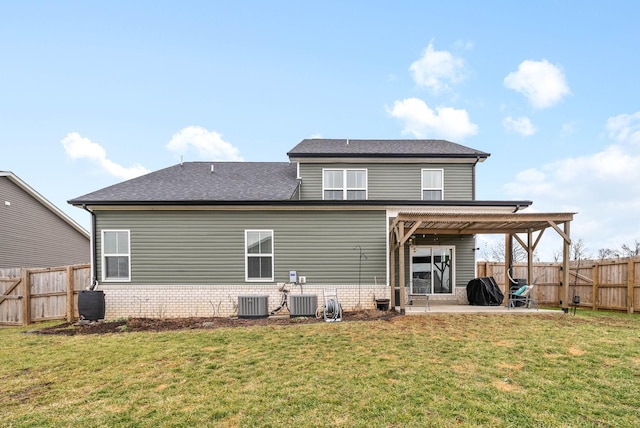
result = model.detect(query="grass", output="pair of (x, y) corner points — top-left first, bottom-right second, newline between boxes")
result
(2, 311), (640, 427)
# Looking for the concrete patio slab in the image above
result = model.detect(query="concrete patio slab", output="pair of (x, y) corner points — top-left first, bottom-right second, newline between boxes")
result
(402, 304), (560, 315)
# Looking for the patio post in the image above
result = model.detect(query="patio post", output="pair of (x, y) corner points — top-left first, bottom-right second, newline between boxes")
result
(398, 221), (406, 314)
(390, 235), (396, 308)
(562, 221), (571, 313)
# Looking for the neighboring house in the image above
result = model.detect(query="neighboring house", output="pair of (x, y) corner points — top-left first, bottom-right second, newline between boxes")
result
(0, 171), (90, 269)
(68, 139), (575, 318)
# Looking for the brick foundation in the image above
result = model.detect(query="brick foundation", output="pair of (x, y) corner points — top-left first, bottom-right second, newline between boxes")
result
(98, 283), (391, 319)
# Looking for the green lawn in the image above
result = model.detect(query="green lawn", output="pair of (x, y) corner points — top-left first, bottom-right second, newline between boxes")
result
(2, 311), (640, 427)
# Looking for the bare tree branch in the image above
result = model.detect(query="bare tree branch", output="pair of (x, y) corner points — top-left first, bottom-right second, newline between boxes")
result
(480, 238), (534, 263)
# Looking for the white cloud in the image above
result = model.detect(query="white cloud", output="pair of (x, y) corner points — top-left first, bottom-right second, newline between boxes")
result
(561, 121), (577, 138)
(166, 126), (243, 161)
(606, 112), (640, 145)
(504, 59), (570, 109)
(503, 116), (536, 136)
(502, 114), (640, 258)
(61, 132), (149, 180)
(453, 39), (474, 50)
(409, 42), (466, 94)
(387, 97), (478, 140)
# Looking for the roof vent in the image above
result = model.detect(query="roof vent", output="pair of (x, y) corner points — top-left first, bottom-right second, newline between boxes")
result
(211, 164), (214, 173)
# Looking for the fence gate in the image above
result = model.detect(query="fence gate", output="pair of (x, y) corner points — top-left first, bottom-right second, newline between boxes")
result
(0, 265), (90, 326)
(0, 276), (23, 325)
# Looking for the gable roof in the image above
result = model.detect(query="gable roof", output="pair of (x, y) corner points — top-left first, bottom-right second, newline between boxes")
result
(68, 162), (299, 204)
(0, 171), (89, 237)
(287, 139), (490, 159)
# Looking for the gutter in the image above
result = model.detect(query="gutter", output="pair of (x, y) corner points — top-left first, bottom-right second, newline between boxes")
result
(82, 204), (98, 290)
(72, 199), (534, 208)
(286, 152), (490, 159)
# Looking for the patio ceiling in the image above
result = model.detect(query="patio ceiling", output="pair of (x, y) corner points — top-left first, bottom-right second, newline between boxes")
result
(390, 212), (575, 243)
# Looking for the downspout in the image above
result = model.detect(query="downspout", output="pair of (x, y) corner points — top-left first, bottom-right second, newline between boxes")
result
(472, 156), (480, 200)
(82, 204), (98, 290)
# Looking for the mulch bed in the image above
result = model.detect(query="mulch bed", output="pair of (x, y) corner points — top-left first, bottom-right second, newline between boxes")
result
(30, 309), (400, 336)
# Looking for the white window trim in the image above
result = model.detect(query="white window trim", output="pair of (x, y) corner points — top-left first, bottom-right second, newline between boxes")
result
(421, 168), (444, 200)
(245, 229), (275, 282)
(322, 168), (368, 200)
(101, 229), (131, 282)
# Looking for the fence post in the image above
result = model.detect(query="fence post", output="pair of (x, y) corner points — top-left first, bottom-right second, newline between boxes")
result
(628, 260), (635, 314)
(21, 269), (31, 326)
(67, 266), (74, 322)
(592, 264), (598, 310)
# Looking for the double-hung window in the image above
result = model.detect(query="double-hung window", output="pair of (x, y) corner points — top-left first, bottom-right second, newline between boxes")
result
(245, 230), (274, 281)
(422, 169), (444, 200)
(323, 169), (367, 200)
(102, 230), (131, 281)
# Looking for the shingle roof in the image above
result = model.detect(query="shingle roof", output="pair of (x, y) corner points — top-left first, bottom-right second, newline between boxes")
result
(68, 162), (299, 204)
(287, 139), (490, 159)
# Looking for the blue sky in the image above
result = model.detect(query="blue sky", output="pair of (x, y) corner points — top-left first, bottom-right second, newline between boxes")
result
(2, 1), (639, 260)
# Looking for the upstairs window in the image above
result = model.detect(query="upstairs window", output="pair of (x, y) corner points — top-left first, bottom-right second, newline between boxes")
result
(102, 230), (131, 281)
(245, 230), (274, 281)
(323, 169), (367, 200)
(422, 169), (444, 200)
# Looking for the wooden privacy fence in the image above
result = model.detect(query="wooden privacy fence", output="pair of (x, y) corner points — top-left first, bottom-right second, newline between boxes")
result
(0, 264), (90, 326)
(478, 257), (640, 313)
(2, 259), (639, 324)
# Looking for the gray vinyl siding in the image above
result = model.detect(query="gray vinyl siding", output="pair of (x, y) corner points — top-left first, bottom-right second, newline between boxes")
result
(298, 163), (473, 200)
(395, 234), (477, 290)
(95, 210), (387, 286)
(0, 177), (90, 269)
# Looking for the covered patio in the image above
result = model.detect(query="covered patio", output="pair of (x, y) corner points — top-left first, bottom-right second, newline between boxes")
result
(389, 211), (575, 314)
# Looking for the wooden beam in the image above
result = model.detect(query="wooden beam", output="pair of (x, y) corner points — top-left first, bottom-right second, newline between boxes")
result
(504, 234), (511, 307)
(562, 222), (570, 313)
(512, 234), (528, 253)
(398, 221), (406, 314)
(548, 220), (571, 243)
(395, 212), (574, 223)
(532, 228), (546, 252)
(402, 221), (423, 245)
(414, 227), (558, 235)
(527, 229), (534, 287)
(390, 239), (396, 308)
(389, 216), (401, 234)
(393, 225), (401, 250)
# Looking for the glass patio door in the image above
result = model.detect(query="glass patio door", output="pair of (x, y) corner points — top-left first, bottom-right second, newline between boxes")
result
(411, 246), (454, 295)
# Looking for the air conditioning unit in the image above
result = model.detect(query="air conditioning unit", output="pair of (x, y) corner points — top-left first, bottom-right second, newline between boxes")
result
(238, 295), (269, 319)
(290, 294), (318, 317)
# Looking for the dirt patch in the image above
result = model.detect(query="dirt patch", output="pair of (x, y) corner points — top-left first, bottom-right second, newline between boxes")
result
(31, 309), (400, 336)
